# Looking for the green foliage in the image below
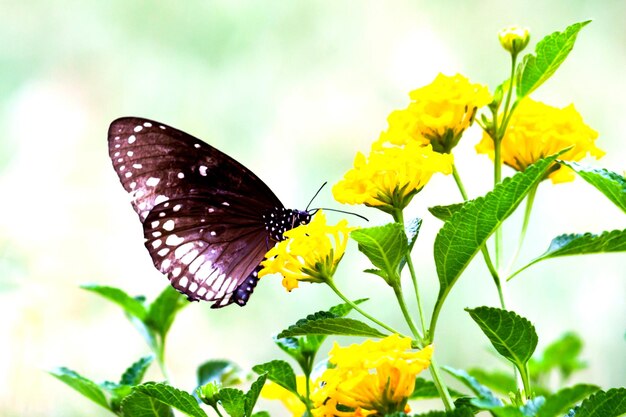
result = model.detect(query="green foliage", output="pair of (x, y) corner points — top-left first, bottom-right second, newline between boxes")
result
(49, 367), (110, 410)
(120, 355), (155, 386)
(537, 385), (600, 417)
(575, 388), (626, 417)
(252, 360), (297, 394)
(197, 360), (247, 387)
(410, 378), (465, 399)
(428, 203), (464, 222)
(351, 223), (407, 285)
(244, 373), (268, 417)
(530, 332), (586, 381)
(562, 162), (626, 213)
(120, 383), (207, 417)
(81, 284), (147, 321)
(216, 388), (246, 417)
(468, 368), (517, 395)
(278, 310), (387, 339)
(390, 406), (475, 416)
(466, 307), (538, 369)
(516, 21), (590, 97)
(444, 367), (504, 408)
(431, 152), (563, 336)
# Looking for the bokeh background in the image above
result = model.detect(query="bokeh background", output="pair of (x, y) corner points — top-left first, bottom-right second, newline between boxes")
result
(1, 1), (624, 416)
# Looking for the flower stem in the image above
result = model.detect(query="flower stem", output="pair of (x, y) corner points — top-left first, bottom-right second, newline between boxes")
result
(326, 280), (404, 336)
(452, 164), (468, 200)
(429, 357), (455, 411)
(392, 208), (427, 334)
(392, 284), (423, 342)
(505, 183), (538, 276)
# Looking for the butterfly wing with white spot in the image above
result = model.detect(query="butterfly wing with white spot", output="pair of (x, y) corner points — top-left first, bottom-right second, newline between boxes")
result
(108, 117), (284, 307)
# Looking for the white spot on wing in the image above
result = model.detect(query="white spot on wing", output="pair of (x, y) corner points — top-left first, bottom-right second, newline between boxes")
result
(125, 172), (132, 178)
(157, 248), (170, 257)
(166, 234), (184, 246)
(161, 259), (171, 270)
(151, 239), (162, 249)
(132, 163), (142, 169)
(189, 282), (198, 292)
(146, 177), (160, 187)
(127, 151), (134, 157)
(173, 204), (182, 212)
(194, 143), (201, 149)
(178, 276), (189, 288)
(143, 122), (152, 127)
(163, 220), (175, 231)
(134, 125), (143, 132)
(128, 135), (136, 144)
(154, 195), (169, 205)
(177, 172), (185, 179)
(172, 267), (181, 277)
(199, 165), (208, 176)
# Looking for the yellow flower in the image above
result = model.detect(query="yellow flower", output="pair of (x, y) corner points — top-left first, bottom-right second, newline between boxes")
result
(311, 334), (433, 417)
(476, 98), (604, 183)
(384, 74), (491, 153)
(498, 26), (530, 55)
(259, 210), (353, 291)
(261, 375), (308, 417)
(333, 142), (453, 210)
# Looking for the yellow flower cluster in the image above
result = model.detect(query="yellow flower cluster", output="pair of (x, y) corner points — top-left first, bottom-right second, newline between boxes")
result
(311, 334), (433, 416)
(332, 142), (453, 209)
(384, 73), (491, 152)
(259, 210), (353, 291)
(476, 98), (604, 183)
(261, 375), (308, 417)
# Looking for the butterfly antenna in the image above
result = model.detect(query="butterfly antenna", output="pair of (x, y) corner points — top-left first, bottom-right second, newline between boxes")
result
(305, 181), (328, 211)
(311, 207), (369, 222)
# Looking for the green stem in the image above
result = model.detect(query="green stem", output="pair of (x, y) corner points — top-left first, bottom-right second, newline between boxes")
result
(212, 405), (225, 417)
(156, 340), (171, 383)
(304, 370), (312, 417)
(519, 363), (532, 401)
(451, 164), (504, 308)
(505, 183), (538, 276)
(326, 280), (403, 336)
(392, 208), (427, 334)
(392, 284), (423, 342)
(430, 357), (455, 411)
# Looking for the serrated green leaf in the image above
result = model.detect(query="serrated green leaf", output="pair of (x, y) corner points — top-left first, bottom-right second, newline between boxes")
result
(278, 314), (387, 339)
(428, 204), (464, 222)
(328, 298), (368, 317)
(145, 286), (187, 338)
(467, 307), (537, 371)
(251, 412), (270, 417)
(443, 367), (503, 408)
(120, 355), (154, 386)
(50, 367), (110, 410)
(81, 284), (147, 320)
(517, 21), (590, 97)
(219, 388), (246, 417)
(468, 368), (517, 395)
(407, 407), (475, 417)
(244, 373), (268, 417)
(409, 377), (465, 399)
(197, 360), (246, 387)
(574, 388), (626, 417)
(121, 383), (207, 417)
(537, 384), (600, 417)
(432, 153), (562, 334)
(351, 223), (407, 284)
(252, 361), (297, 394)
(121, 393), (174, 417)
(100, 381), (134, 413)
(530, 332), (586, 379)
(562, 162), (626, 213)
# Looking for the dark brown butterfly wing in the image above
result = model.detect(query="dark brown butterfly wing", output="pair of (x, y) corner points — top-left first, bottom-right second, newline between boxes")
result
(108, 117), (284, 307)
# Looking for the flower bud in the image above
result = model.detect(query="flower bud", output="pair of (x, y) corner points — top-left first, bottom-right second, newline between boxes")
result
(197, 382), (221, 407)
(498, 26), (530, 56)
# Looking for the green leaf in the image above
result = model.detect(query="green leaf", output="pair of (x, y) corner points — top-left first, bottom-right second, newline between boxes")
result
(49, 367), (110, 410)
(121, 393), (174, 417)
(219, 388), (246, 417)
(328, 298), (369, 317)
(351, 223), (407, 284)
(244, 373), (268, 417)
(432, 153), (562, 332)
(252, 412), (270, 417)
(145, 286), (187, 338)
(277, 311), (387, 339)
(575, 388), (626, 417)
(513, 229), (626, 280)
(120, 355), (154, 386)
(468, 369), (517, 395)
(530, 332), (586, 379)
(410, 377), (465, 399)
(537, 384), (600, 417)
(407, 407), (475, 417)
(100, 381), (134, 413)
(443, 367), (503, 408)
(81, 284), (147, 320)
(517, 21), (590, 97)
(428, 203), (464, 222)
(252, 361), (297, 394)
(197, 360), (246, 387)
(121, 383), (208, 417)
(562, 162), (626, 213)
(467, 307), (538, 371)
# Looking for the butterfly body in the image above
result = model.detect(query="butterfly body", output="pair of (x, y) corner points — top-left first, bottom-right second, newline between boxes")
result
(108, 117), (309, 308)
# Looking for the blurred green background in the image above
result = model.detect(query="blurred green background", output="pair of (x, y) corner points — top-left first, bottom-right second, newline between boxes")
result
(1, 1), (624, 415)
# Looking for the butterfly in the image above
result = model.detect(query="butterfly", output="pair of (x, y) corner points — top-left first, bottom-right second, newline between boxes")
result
(108, 117), (311, 308)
